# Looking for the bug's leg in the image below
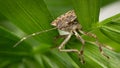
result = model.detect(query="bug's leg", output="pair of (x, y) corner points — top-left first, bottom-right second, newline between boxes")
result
(79, 30), (109, 59)
(58, 33), (80, 57)
(73, 30), (85, 64)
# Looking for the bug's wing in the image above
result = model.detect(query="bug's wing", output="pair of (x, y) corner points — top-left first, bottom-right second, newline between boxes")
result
(51, 10), (77, 26)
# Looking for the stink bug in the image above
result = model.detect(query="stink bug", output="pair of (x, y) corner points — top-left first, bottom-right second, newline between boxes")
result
(14, 10), (109, 63)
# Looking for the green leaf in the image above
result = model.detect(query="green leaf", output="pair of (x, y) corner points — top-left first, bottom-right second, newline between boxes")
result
(100, 24), (120, 44)
(98, 14), (120, 51)
(0, 0), (120, 68)
(101, 0), (118, 7)
(44, 0), (73, 18)
(0, 26), (33, 68)
(67, 41), (120, 68)
(72, 0), (100, 30)
(0, 0), (58, 48)
(91, 29), (120, 52)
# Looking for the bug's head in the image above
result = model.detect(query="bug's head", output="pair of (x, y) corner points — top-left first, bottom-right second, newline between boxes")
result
(51, 20), (57, 26)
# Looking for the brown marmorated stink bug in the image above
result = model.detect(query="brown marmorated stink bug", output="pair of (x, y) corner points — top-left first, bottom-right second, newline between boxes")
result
(14, 10), (109, 63)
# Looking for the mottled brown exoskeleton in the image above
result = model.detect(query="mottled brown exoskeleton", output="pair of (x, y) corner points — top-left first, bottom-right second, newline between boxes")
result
(14, 10), (109, 63)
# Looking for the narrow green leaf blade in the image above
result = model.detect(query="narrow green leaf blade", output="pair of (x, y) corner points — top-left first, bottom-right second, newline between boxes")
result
(99, 14), (120, 44)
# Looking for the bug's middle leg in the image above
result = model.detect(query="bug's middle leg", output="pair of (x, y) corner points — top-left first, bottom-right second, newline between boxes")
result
(73, 30), (85, 63)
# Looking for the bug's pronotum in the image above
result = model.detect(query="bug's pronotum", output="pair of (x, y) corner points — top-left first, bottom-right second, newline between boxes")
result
(14, 10), (109, 63)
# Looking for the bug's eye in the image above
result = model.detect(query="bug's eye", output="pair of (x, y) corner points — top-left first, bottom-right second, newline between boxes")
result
(51, 21), (57, 26)
(74, 19), (79, 23)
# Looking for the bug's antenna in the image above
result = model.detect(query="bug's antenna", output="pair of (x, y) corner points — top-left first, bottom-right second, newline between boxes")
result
(13, 27), (57, 47)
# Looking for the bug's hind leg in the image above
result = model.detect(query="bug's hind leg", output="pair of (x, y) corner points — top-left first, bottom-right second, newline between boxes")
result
(79, 30), (109, 59)
(73, 30), (85, 64)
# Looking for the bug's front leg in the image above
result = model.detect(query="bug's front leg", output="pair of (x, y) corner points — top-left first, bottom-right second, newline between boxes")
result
(58, 32), (80, 55)
(79, 30), (110, 59)
(73, 30), (85, 64)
